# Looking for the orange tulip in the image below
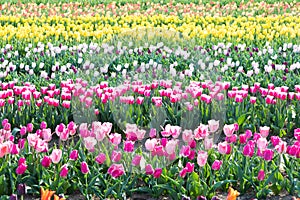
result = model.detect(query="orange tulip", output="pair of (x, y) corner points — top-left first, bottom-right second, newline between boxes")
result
(226, 187), (240, 200)
(40, 187), (55, 200)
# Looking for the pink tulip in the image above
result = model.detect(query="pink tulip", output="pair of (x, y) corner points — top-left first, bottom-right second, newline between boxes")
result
(153, 168), (162, 178)
(41, 128), (52, 142)
(109, 133), (122, 146)
(239, 134), (247, 144)
(257, 137), (268, 151)
(263, 149), (274, 161)
(50, 149), (62, 164)
(18, 139), (25, 149)
(223, 124), (235, 137)
(16, 163), (27, 175)
(108, 164), (124, 178)
(161, 138), (167, 147)
(250, 97), (256, 104)
(245, 129), (252, 139)
(40, 121), (47, 129)
(79, 123), (89, 138)
(111, 150), (122, 163)
(132, 155), (142, 166)
(83, 137), (97, 152)
(188, 150), (196, 160)
(185, 162), (194, 173)
(149, 128), (156, 138)
(218, 141), (231, 154)
(95, 153), (106, 165)
(194, 124), (209, 140)
(225, 134), (237, 143)
(204, 137), (213, 150)
(27, 134), (39, 147)
(60, 165), (68, 178)
(145, 164), (154, 175)
(69, 150), (78, 161)
(34, 139), (48, 153)
(165, 139), (178, 155)
(0, 142), (10, 158)
(189, 140), (196, 148)
(287, 144), (299, 157)
(212, 160), (223, 170)
(81, 162), (89, 174)
(179, 168), (188, 178)
(197, 150), (208, 167)
(208, 120), (219, 133)
(182, 130), (193, 143)
(243, 143), (254, 157)
(55, 123), (66, 136)
(10, 144), (19, 155)
(253, 133), (261, 141)
(257, 169), (265, 181)
(275, 141), (287, 154)
(59, 130), (69, 141)
(145, 138), (157, 152)
(294, 128), (300, 141)
(20, 126), (27, 136)
(67, 121), (77, 136)
(16, 157), (27, 175)
(270, 136), (281, 147)
(41, 156), (51, 168)
(124, 140), (135, 152)
(260, 126), (270, 137)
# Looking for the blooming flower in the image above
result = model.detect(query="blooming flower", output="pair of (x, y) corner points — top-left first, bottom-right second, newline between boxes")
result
(81, 162), (89, 174)
(197, 150), (208, 167)
(212, 160), (223, 170)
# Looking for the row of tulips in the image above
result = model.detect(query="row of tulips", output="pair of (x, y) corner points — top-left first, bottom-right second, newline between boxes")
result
(1, 41), (300, 88)
(0, 1), (299, 17)
(2, 75), (300, 137)
(0, 119), (299, 199)
(0, 15), (299, 43)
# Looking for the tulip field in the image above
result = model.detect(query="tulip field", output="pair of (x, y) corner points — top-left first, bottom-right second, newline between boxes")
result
(0, 0), (300, 199)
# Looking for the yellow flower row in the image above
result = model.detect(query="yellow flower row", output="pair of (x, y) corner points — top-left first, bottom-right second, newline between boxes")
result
(0, 15), (299, 43)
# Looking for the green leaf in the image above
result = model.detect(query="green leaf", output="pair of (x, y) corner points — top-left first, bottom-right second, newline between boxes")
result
(0, 175), (8, 195)
(211, 180), (237, 191)
(237, 113), (248, 126)
(279, 129), (286, 137)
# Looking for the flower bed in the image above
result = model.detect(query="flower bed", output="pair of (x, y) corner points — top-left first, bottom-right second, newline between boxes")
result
(0, 1), (299, 200)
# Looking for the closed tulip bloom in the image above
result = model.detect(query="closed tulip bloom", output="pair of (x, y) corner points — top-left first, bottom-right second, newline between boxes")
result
(145, 164), (154, 175)
(263, 149), (274, 161)
(260, 126), (270, 138)
(257, 169), (265, 181)
(69, 150), (78, 161)
(208, 120), (219, 133)
(132, 155), (142, 166)
(185, 162), (194, 173)
(179, 168), (188, 178)
(60, 165), (68, 178)
(204, 137), (213, 150)
(153, 168), (162, 178)
(50, 149), (62, 164)
(124, 140), (135, 152)
(81, 162), (89, 174)
(257, 137), (268, 151)
(95, 153), (106, 165)
(111, 150), (122, 163)
(212, 160), (223, 170)
(223, 124), (235, 137)
(197, 150), (208, 167)
(41, 156), (51, 168)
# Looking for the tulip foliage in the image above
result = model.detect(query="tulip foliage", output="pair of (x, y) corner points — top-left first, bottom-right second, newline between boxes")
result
(0, 0), (300, 200)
